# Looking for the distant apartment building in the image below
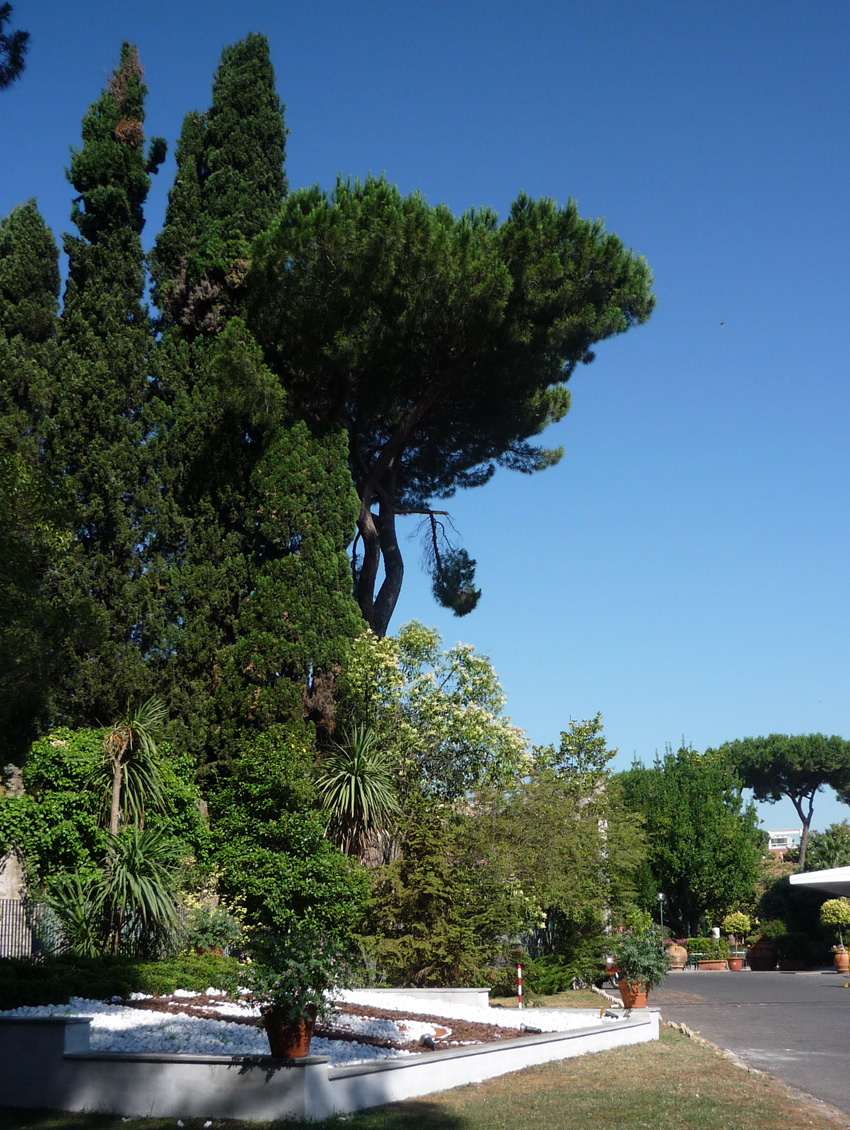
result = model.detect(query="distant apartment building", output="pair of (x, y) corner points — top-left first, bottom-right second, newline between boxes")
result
(766, 828), (802, 857)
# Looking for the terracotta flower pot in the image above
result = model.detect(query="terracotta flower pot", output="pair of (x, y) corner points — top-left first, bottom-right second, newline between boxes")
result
(618, 979), (648, 1009)
(834, 951), (850, 975)
(697, 959), (728, 971)
(666, 944), (687, 971)
(263, 1007), (317, 1058)
(727, 956), (744, 971)
(746, 940), (777, 972)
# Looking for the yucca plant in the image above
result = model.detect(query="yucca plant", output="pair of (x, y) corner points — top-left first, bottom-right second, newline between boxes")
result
(45, 872), (108, 957)
(315, 725), (400, 859)
(94, 697), (168, 837)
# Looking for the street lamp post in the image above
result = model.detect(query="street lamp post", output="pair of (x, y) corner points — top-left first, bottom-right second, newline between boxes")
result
(657, 892), (666, 950)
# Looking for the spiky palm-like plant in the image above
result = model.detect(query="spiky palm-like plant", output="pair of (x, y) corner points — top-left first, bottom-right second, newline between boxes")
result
(104, 825), (180, 951)
(100, 697), (167, 837)
(315, 725), (399, 858)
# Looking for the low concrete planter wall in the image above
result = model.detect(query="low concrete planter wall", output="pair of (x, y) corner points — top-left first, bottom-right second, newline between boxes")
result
(346, 986), (492, 1008)
(0, 1011), (659, 1122)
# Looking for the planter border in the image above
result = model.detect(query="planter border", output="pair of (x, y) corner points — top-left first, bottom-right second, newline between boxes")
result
(0, 1011), (659, 1121)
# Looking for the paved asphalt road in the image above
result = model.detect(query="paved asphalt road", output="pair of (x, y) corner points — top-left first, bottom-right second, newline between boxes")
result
(650, 969), (850, 1117)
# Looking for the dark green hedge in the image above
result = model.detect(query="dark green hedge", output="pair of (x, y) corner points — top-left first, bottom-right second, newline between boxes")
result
(0, 953), (244, 1009)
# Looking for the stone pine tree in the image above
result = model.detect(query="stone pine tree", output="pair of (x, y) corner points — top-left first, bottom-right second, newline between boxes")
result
(247, 177), (655, 636)
(0, 201), (69, 755)
(0, 4), (28, 90)
(149, 36), (362, 770)
(47, 43), (166, 726)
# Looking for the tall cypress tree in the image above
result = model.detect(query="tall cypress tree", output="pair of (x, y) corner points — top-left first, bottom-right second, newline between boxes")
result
(0, 201), (68, 755)
(150, 32), (286, 336)
(47, 43), (165, 726)
(149, 36), (362, 772)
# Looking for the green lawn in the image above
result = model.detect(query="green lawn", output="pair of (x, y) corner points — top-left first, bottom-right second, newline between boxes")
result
(0, 1027), (841, 1130)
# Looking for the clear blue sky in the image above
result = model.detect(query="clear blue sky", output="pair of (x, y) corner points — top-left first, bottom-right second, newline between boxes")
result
(3, 0), (849, 832)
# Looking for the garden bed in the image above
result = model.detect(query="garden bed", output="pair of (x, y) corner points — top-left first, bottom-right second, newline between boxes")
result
(0, 988), (659, 1120)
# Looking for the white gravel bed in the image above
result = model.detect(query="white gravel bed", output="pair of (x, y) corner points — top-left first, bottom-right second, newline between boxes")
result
(0, 987), (617, 1064)
(337, 989), (620, 1031)
(0, 997), (411, 1065)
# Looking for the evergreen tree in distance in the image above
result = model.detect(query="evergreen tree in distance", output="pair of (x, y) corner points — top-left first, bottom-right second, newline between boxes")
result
(47, 43), (166, 726)
(248, 177), (655, 636)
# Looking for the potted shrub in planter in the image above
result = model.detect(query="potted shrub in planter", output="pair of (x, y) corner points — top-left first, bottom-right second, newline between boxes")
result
(746, 920), (783, 971)
(722, 911), (751, 971)
(820, 899), (850, 974)
(686, 936), (729, 970)
(775, 931), (810, 971)
(830, 943), (849, 974)
(246, 928), (349, 1057)
(612, 927), (670, 1008)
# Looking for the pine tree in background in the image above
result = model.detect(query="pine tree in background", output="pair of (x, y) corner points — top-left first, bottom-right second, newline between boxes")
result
(0, 201), (72, 756)
(47, 43), (166, 726)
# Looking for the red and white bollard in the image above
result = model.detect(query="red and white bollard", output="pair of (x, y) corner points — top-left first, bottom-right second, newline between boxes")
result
(517, 963), (523, 1010)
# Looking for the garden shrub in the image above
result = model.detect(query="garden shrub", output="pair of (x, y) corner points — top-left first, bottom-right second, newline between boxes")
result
(0, 953), (244, 1009)
(774, 931), (810, 961)
(685, 936), (729, 960)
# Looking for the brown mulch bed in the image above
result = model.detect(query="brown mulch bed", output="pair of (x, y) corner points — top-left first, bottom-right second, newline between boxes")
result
(122, 994), (527, 1051)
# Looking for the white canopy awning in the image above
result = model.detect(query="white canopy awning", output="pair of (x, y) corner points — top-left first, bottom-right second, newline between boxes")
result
(789, 867), (850, 897)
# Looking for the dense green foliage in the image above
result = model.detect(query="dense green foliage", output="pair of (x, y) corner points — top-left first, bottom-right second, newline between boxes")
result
(0, 952), (243, 1009)
(0, 201), (67, 757)
(796, 821), (850, 870)
(45, 43), (165, 727)
(712, 733), (850, 868)
(612, 925), (669, 990)
(248, 176), (655, 634)
(617, 745), (764, 935)
(819, 897), (850, 947)
(150, 32), (286, 334)
(0, 32), (661, 981)
(474, 716), (646, 965)
(210, 726), (368, 937)
(0, 727), (209, 885)
(684, 937), (729, 960)
(147, 37), (361, 773)
(357, 800), (530, 987)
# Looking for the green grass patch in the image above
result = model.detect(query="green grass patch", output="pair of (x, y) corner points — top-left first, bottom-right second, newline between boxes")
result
(490, 986), (603, 1009)
(0, 1028), (838, 1129)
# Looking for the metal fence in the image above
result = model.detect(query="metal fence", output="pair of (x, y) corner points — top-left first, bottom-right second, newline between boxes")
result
(0, 899), (64, 958)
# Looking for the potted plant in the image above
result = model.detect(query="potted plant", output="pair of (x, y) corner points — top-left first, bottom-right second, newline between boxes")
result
(722, 912), (751, 971)
(820, 899), (850, 974)
(775, 931), (810, 971)
(746, 919), (783, 972)
(612, 927), (670, 1008)
(246, 927), (349, 1057)
(830, 942), (849, 974)
(665, 937), (688, 971)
